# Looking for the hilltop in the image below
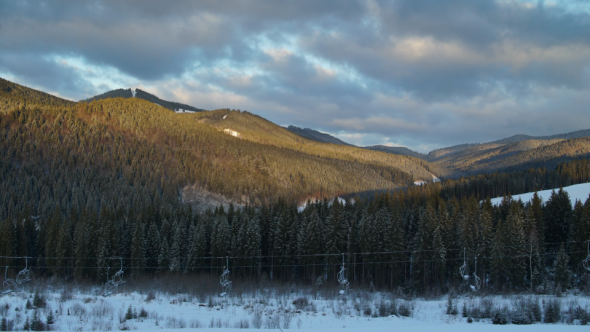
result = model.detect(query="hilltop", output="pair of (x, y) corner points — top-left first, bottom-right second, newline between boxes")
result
(82, 88), (206, 113)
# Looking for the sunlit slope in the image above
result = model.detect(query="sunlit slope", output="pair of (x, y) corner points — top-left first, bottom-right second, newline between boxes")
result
(1, 85), (428, 207)
(465, 137), (590, 173)
(432, 139), (563, 170)
(0, 77), (75, 113)
(194, 109), (455, 180)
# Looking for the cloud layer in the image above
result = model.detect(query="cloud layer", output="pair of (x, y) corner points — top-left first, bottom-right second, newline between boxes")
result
(2, 0), (590, 152)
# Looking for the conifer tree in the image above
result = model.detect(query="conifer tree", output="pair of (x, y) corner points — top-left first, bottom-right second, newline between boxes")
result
(130, 221), (146, 275)
(545, 189), (572, 253)
(569, 198), (590, 277)
(504, 202), (526, 288)
(157, 238), (170, 271)
(169, 222), (186, 272)
(554, 243), (571, 291)
(325, 199), (347, 257)
(145, 221), (161, 270)
(529, 192), (545, 255)
(300, 209), (324, 280)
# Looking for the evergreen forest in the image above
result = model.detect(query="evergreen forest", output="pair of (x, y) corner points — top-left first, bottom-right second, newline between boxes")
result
(1, 77), (590, 296)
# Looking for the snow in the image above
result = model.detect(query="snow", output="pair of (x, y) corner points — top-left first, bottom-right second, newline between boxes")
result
(2, 286), (589, 331)
(223, 114), (228, 120)
(224, 129), (242, 138)
(414, 174), (440, 186)
(298, 196), (350, 212)
(175, 109), (196, 114)
(490, 182), (590, 206)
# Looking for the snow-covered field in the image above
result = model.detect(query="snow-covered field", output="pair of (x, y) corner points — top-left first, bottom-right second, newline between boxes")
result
(2, 284), (590, 331)
(490, 182), (590, 206)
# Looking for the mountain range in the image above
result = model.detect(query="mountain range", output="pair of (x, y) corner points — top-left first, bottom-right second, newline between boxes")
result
(0, 78), (449, 212)
(291, 123), (590, 175)
(2, 77), (589, 212)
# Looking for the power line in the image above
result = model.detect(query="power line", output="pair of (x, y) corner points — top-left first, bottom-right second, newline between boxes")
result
(2, 250), (588, 271)
(0, 240), (586, 262)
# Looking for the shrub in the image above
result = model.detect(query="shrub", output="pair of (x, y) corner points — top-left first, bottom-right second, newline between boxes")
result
(398, 302), (412, 317)
(292, 297), (309, 310)
(543, 299), (561, 324)
(33, 292), (46, 309)
(491, 308), (508, 325)
(445, 296), (458, 316)
(511, 311), (532, 325)
(30, 310), (45, 331)
(251, 311), (263, 329)
(480, 298), (496, 319)
(125, 305), (133, 320)
(145, 291), (155, 302)
(378, 301), (391, 317)
(47, 310), (55, 326)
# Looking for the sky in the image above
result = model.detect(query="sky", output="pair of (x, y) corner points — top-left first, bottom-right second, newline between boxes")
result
(1, 0), (590, 153)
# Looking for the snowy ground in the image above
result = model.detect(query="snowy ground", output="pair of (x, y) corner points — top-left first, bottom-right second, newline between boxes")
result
(2, 284), (590, 331)
(490, 182), (590, 206)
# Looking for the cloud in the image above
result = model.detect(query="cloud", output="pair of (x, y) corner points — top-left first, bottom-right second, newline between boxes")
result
(1, 0), (590, 152)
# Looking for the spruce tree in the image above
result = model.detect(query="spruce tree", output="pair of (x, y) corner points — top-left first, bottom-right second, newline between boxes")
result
(504, 203), (526, 288)
(545, 189), (572, 253)
(130, 221), (146, 275)
(145, 221), (161, 270)
(554, 243), (570, 291)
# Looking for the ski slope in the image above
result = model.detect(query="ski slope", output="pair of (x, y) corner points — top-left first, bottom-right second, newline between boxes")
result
(490, 182), (590, 206)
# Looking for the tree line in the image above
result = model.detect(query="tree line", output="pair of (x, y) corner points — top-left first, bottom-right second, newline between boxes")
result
(1, 176), (589, 295)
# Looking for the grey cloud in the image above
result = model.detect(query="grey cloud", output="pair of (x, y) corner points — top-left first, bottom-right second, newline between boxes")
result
(0, 52), (98, 99)
(2, 0), (590, 153)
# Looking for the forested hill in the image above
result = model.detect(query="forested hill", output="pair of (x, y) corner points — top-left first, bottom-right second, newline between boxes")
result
(0, 77), (75, 113)
(286, 125), (353, 146)
(82, 88), (206, 113)
(194, 109), (454, 180)
(365, 145), (427, 159)
(0, 78), (454, 220)
(491, 129), (590, 144)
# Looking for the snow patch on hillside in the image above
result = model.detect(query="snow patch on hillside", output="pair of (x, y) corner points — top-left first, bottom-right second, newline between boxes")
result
(175, 109), (196, 113)
(298, 196), (350, 212)
(415, 174), (441, 186)
(490, 182), (590, 206)
(224, 129), (242, 138)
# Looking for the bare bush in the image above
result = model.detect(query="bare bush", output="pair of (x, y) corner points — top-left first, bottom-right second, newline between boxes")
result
(69, 302), (86, 317)
(89, 318), (113, 331)
(282, 312), (293, 329)
(251, 311), (263, 329)
(189, 319), (203, 328)
(90, 300), (114, 320)
(165, 316), (187, 329)
(264, 314), (281, 329)
(292, 297), (309, 310)
(145, 291), (155, 302)
(234, 318), (250, 328)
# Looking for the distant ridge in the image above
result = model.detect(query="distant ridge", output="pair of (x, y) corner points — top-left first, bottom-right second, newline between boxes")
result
(365, 145), (426, 159)
(81, 88), (206, 113)
(491, 129), (590, 144)
(286, 125), (353, 146)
